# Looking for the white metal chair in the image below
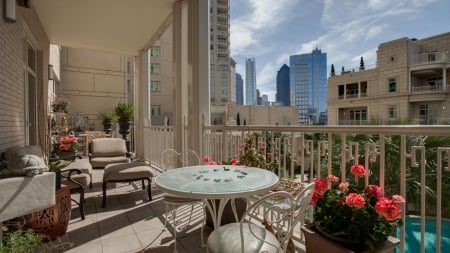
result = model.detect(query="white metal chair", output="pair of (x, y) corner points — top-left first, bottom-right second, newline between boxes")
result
(206, 182), (315, 253)
(160, 149), (205, 252)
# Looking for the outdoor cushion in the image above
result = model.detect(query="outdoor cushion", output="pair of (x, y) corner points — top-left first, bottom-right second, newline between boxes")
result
(90, 138), (128, 157)
(3, 146), (48, 176)
(90, 156), (130, 168)
(103, 162), (153, 181)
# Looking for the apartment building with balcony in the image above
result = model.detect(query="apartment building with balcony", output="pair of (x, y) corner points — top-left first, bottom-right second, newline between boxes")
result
(209, 0), (232, 107)
(328, 32), (450, 125)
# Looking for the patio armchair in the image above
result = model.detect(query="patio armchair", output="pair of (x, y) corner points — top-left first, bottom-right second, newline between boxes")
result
(88, 137), (130, 168)
(206, 182), (315, 253)
(160, 148), (205, 252)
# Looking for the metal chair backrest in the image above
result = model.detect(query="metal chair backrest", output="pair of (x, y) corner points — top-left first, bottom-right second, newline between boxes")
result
(240, 182), (315, 253)
(160, 149), (200, 171)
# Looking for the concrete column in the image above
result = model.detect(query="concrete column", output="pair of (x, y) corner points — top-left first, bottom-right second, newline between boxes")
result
(173, 0), (209, 154)
(135, 50), (150, 158)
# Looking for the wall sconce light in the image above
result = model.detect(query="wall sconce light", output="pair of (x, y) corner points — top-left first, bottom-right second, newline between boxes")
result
(3, 0), (16, 22)
(48, 64), (54, 80)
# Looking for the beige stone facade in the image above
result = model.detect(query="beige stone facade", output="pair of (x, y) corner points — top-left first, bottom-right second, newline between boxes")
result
(328, 32), (450, 125)
(149, 25), (174, 126)
(60, 47), (133, 131)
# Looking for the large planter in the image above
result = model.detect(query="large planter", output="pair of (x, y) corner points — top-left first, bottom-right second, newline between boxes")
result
(301, 225), (400, 253)
(27, 185), (71, 241)
(103, 121), (113, 134)
(118, 120), (132, 151)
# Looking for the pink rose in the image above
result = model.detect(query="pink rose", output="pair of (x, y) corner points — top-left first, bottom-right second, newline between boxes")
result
(345, 193), (366, 209)
(393, 195), (406, 203)
(364, 185), (383, 199)
(338, 182), (349, 192)
(207, 161), (218, 165)
(375, 198), (402, 221)
(327, 174), (339, 183)
(350, 164), (366, 177)
(230, 158), (239, 165)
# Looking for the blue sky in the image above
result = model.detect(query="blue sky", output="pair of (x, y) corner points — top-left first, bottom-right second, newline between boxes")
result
(230, 0), (450, 102)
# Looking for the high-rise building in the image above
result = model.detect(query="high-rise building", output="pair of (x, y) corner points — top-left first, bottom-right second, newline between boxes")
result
(210, 0), (231, 107)
(245, 57), (256, 105)
(236, 73), (244, 105)
(290, 48), (327, 125)
(276, 64), (290, 106)
(256, 89), (262, 105)
(328, 32), (450, 125)
(262, 95), (270, 106)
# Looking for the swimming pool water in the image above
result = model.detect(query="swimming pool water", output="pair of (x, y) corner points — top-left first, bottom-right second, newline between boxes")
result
(397, 217), (450, 253)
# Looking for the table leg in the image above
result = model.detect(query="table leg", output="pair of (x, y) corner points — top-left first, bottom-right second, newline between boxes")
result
(204, 198), (241, 230)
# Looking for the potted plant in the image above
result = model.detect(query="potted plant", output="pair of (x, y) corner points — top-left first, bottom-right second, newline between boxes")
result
(302, 164), (404, 253)
(114, 103), (134, 150)
(101, 111), (117, 134)
(52, 135), (79, 158)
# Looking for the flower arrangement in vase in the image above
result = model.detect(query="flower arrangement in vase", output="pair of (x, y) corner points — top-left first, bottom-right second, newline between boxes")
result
(308, 164), (405, 252)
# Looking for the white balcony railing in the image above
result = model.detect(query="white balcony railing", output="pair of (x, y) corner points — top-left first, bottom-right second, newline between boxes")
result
(145, 123), (450, 253)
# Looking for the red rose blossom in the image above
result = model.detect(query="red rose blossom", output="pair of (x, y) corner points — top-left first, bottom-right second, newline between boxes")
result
(345, 193), (366, 209)
(364, 185), (383, 199)
(310, 191), (322, 206)
(203, 156), (210, 162)
(375, 197), (402, 221)
(350, 164), (366, 177)
(314, 178), (328, 194)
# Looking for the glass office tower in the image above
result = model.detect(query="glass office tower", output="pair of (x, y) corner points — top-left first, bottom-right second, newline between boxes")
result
(289, 48), (327, 125)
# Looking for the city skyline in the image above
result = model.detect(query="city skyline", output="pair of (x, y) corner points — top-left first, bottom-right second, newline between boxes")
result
(230, 0), (450, 101)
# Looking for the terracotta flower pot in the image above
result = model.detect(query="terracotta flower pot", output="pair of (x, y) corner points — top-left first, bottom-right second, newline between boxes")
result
(301, 225), (400, 253)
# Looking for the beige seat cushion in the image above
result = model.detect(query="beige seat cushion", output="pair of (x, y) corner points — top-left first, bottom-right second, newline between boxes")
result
(62, 173), (91, 189)
(103, 162), (153, 182)
(62, 159), (92, 176)
(90, 156), (130, 168)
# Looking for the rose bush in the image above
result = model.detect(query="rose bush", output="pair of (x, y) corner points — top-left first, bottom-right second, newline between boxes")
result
(310, 164), (405, 252)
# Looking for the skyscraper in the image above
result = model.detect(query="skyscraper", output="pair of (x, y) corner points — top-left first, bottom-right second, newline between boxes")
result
(236, 73), (243, 105)
(290, 48), (327, 125)
(276, 64), (290, 106)
(210, 0), (231, 107)
(245, 57), (256, 105)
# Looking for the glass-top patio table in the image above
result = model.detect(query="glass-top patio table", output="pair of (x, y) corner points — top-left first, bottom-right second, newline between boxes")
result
(155, 165), (279, 229)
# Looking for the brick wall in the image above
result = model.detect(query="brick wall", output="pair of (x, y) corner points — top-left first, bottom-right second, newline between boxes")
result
(0, 5), (26, 151)
(0, 4), (50, 153)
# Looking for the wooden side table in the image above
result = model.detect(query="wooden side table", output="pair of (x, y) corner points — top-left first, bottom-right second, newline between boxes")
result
(27, 184), (71, 240)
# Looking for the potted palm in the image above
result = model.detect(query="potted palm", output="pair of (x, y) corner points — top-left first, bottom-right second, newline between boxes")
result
(114, 103), (134, 150)
(101, 111), (117, 134)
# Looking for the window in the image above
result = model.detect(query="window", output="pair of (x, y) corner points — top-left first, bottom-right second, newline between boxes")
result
(220, 73), (228, 79)
(388, 105), (397, 120)
(349, 109), (367, 124)
(151, 105), (161, 116)
(419, 104), (429, 118)
(150, 46), (160, 57)
(151, 63), (160, 74)
(388, 79), (396, 92)
(219, 65), (228, 71)
(210, 64), (215, 70)
(151, 80), (161, 92)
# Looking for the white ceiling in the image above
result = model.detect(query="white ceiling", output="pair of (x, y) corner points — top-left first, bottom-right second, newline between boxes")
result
(32, 0), (176, 56)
